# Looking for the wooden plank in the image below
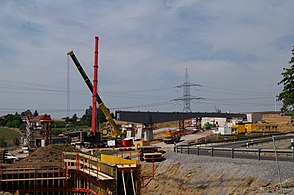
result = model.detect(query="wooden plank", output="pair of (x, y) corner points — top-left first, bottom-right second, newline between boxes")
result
(1, 177), (67, 182)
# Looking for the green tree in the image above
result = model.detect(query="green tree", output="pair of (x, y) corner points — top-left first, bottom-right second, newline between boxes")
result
(0, 136), (7, 148)
(80, 106), (107, 127)
(51, 129), (63, 136)
(203, 122), (212, 130)
(0, 113), (22, 128)
(64, 117), (70, 123)
(80, 106), (92, 127)
(70, 113), (78, 125)
(33, 110), (39, 117)
(14, 137), (20, 146)
(21, 110), (32, 116)
(277, 46), (294, 117)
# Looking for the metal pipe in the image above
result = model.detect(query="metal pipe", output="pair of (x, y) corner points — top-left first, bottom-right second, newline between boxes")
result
(130, 170), (136, 195)
(121, 171), (127, 195)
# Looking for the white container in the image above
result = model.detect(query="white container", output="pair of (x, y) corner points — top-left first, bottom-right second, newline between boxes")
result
(23, 150), (29, 154)
(23, 138), (28, 146)
(107, 140), (116, 147)
(41, 139), (46, 147)
(22, 146), (29, 151)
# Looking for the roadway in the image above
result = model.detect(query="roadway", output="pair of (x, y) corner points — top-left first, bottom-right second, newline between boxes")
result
(176, 134), (294, 162)
(179, 147), (293, 162)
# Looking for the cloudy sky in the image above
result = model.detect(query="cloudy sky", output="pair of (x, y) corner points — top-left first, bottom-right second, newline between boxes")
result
(0, 0), (293, 119)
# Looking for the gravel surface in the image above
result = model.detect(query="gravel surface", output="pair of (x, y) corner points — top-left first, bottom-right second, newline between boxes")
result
(165, 151), (294, 183)
(141, 151), (294, 194)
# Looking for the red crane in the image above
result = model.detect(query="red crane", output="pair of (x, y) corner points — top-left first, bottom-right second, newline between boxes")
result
(92, 36), (99, 136)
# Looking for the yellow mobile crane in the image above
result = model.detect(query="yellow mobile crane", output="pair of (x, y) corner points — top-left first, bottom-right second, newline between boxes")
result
(67, 50), (122, 138)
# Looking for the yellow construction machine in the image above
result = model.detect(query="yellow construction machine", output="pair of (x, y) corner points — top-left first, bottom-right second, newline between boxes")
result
(67, 51), (122, 139)
(162, 130), (182, 144)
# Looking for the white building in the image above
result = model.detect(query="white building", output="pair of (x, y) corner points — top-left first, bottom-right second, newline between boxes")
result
(212, 123), (233, 135)
(201, 117), (227, 128)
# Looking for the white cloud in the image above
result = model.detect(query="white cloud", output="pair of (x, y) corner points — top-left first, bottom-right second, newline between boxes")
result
(0, 0), (293, 118)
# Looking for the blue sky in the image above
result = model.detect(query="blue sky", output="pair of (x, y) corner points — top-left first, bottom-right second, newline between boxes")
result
(0, 0), (293, 119)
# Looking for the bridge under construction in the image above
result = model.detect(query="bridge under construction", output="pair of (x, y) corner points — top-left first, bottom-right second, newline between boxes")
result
(115, 110), (246, 125)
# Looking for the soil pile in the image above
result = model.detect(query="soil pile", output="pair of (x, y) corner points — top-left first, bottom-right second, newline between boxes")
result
(262, 114), (293, 133)
(141, 151), (294, 195)
(0, 192), (13, 195)
(20, 144), (81, 163)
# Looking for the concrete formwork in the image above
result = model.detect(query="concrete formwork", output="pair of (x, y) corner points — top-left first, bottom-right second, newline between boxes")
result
(0, 152), (141, 195)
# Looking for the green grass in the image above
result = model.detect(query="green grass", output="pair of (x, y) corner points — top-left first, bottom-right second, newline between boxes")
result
(0, 127), (21, 147)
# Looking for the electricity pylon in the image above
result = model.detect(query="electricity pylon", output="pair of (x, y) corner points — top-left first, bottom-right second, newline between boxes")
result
(173, 68), (203, 112)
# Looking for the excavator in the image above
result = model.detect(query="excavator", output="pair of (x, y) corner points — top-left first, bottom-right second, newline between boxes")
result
(67, 50), (122, 139)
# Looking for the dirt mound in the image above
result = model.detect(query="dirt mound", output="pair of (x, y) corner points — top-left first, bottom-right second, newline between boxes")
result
(0, 192), (14, 195)
(20, 144), (81, 163)
(262, 114), (293, 132)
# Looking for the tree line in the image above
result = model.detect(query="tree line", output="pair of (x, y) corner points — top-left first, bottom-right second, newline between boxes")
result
(0, 106), (109, 129)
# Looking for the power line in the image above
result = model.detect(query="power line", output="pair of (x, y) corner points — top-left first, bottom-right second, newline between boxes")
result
(103, 87), (173, 93)
(199, 85), (275, 95)
(110, 100), (173, 110)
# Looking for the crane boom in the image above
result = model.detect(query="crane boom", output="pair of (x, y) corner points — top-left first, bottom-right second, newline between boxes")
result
(67, 50), (121, 138)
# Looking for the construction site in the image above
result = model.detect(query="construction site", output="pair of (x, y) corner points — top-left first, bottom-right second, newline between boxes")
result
(1, 37), (294, 195)
(0, 37), (163, 195)
(0, 143), (147, 195)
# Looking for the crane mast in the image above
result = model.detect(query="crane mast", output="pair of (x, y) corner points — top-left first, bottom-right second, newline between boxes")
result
(92, 36), (98, 136)
(67, 50), (121, 138)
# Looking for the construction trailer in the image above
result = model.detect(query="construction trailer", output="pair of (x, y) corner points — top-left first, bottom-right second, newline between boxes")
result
(231, 122), (279, 134)
(0, 152), (141, 195)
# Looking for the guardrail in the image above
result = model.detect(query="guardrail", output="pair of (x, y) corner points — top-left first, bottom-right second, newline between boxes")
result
(186, 134), (294, 148)
(174, 146), (294, 161)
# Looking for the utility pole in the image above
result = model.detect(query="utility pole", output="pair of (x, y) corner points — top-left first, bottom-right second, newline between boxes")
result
(173, 68), (203, 112)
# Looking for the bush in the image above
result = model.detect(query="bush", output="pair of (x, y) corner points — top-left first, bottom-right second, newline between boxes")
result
(51, 129), (63, 136)
(203, 122), (212, 130)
